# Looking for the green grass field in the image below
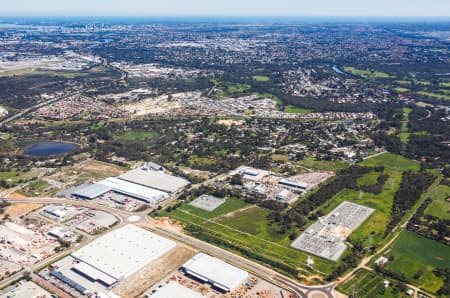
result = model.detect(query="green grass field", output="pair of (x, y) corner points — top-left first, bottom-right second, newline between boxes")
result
(343, 66), (395, 79)
(357, 171), (382, 187)
(158, 196), (335, 276)
(252, 75), (270, 82)
(397, 107), (412, 144)
(227, 83), (251, 94)
(115, 131), (158, 141)
(338, 269), (406, 298)
(296, 156), (349, 172)
(0, 170), (40, 189)
(417, 91), (450, 101)
(284, 105), (312, 114)
(384, 231), (450, 293)
(17, 179), (52, 197)
(424, 184), (450, 220)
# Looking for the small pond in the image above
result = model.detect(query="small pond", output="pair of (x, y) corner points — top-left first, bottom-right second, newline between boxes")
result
(23, 141), (79, 157)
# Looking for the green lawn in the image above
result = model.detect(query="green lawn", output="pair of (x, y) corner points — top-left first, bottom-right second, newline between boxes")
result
(338, 269), (406, 298)
(115, 131), (158, 141)
(252, 75), (270, 82)
(284, 105), (312, 114)
(384, 231), (450, 293)
(343, 66), (395, 79)
(424, 184), (450, 220)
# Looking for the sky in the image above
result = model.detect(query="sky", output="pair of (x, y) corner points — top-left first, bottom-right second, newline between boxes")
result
(1, 0), (450, 17)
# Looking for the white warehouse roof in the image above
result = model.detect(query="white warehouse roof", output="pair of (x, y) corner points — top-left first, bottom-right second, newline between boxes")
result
(149, 282), (205, 298)
(119, 169), (189, 193)
(97, 177), (168, 204)
(72, 224), (176, 281)
(181, 253), (248, 292)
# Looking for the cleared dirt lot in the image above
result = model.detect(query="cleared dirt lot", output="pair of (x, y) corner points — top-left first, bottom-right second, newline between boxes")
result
(2, 203), (43, 219)
(113, 245), (196, 298)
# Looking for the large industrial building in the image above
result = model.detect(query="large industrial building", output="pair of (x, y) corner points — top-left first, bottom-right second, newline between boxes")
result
(148, 282), (205, 298)
(118, 168), (189, 193)
(71, 165), (189, 204)
(50, 224), (176, 295)
(181, 253), (248, 292)
(71, 225), (176, 282)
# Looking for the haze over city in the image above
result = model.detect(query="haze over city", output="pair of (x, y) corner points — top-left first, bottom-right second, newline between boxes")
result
(2, 0), (450, 17)
(0, 2), (449, 298)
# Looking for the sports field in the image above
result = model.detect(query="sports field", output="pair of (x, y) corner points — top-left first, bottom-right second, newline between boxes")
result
(384, 231), (450, 293)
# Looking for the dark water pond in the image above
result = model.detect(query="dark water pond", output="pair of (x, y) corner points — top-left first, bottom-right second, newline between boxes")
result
(23, 141), (79, 156)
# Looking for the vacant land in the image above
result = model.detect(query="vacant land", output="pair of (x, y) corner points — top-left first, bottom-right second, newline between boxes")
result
(424, 184), (450, 220)
(113, 245), (195, 298)
(338, 269), (405, 298)
(2, 203), (43, 218)
(78, 160), (127, 177)
(383, 231), (450, 293)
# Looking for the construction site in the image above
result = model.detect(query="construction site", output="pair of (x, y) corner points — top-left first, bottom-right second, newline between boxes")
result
(232, 166), (334, 204)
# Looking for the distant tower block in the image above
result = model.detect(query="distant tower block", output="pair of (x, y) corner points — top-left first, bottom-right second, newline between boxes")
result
(307, 256), (314, 267)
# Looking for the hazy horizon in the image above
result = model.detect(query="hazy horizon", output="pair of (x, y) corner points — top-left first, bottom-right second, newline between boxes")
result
(2, 0), (450, 17)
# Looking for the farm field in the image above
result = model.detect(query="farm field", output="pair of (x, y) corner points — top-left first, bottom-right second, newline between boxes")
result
(337, 269), (406, 298)
(383, 231), (450, 294)
(424, 184), (450, 220)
